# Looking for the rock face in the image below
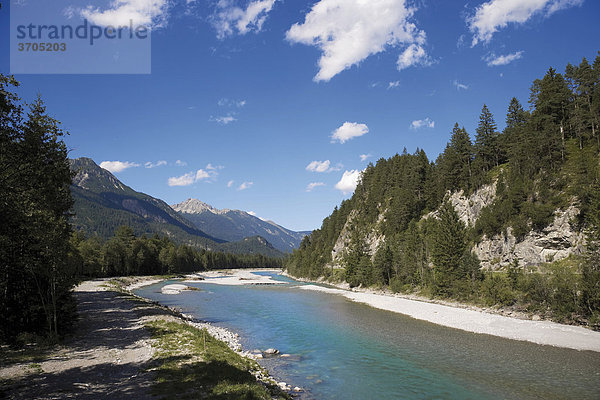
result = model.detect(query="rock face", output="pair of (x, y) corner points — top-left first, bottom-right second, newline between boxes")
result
(445, 184), (585, 270)
(332, 181), (585, 271)
(474, 206), (586, 270)
(448, 183), (497, 227)
(330, 210), (385, 267)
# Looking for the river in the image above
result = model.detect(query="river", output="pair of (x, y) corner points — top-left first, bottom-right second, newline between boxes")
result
(135, 272), (600, 399)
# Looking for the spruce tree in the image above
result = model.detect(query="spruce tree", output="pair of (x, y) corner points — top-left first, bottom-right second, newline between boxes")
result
(429, 201), (467, 294)
(474, 104), (500, 174)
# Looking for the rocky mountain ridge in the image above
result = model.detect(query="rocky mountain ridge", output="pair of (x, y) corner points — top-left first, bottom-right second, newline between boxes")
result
(172, 198), (308, 253)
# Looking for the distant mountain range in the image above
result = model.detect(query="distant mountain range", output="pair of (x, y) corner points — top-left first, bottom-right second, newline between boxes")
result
(172, 198), (310, 253)
(68, 158), (286, 257)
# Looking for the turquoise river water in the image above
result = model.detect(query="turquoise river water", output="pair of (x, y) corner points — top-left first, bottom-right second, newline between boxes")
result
(135, 272), (600, 399)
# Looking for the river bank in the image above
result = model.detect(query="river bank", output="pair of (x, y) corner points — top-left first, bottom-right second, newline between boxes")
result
(0, 276), (292, 399)
(124, 274), (300, 395)
(281, 271), (600, 352)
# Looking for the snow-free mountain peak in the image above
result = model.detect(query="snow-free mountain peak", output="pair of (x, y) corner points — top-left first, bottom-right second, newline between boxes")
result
(171, 198), (309, 253)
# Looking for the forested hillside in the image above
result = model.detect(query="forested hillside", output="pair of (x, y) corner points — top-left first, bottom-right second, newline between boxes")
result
(70, 157), (224, 246)
(286, 52), (600, 326)
(70, 157), (284, 258)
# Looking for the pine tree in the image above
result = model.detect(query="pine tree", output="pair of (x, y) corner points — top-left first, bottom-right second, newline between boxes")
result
(529, 68), (571, 169)
(0, 80), (75, 341)
(474, 104), (500, 174)
(439, 123), (474, 192)
(429, 201), (467, 294)
(504, 97), (532, 175)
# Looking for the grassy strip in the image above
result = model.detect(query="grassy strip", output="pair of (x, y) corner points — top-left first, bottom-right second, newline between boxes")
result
(145, 319), (290, 400)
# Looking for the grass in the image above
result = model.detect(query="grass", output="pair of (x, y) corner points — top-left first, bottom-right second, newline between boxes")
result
(145, 320), (290, 400)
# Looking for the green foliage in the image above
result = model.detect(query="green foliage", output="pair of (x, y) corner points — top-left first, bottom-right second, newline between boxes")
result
(285, 50), (600, 327)
(0, 76), (76, 342)
(70, 227), (283, 278)
(429, 201), (468, 294)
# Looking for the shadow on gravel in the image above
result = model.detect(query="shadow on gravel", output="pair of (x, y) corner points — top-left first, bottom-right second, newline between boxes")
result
(2, 286), (167, 399)
(4, 359), (154, 399)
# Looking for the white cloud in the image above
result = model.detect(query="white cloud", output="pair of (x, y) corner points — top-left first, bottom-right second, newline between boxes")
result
(81, 0), (170, 28)
(453, 79), (469, 91)
(227, 180), (235, 188)
(410, 118), (435, 130)
(388, 81), (400, 89)
(335, 170), (362, 194)
(247, 210), (257, 216)
(306, 182), (325, 192)
(359, 154), (372, 162)
(195, 169), (211, 180)
(168, 172), (196, 187)
(467, 0), (583, 46)
(168, 166), (219, 187)
(100, 160), (140, 173)
(238, 181), (254, 191)
(331, 122), (369, 144)
(144, 160), (167, 168)
(484, 51), (524, 66)
(212, 0), (276, 39)
(305, 160), (341, 173)
(397, 43), (431, 70)
(286, 0), (427, 82)
(175, 160), (187, 166)
(210, 115), (237, 124)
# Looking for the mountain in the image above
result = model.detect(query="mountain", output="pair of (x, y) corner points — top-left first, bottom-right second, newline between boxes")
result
(171, 198), (309, 253)
(69, 158), (284, 257)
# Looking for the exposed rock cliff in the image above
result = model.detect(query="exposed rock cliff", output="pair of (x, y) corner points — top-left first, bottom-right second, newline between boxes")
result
(332, 181), (585, 271)
(473, 206), (585, 270)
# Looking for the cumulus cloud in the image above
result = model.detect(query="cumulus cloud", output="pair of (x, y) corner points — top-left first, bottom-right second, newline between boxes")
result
(227, 180), (235, 188)
(388, 81), (400, 89)
(331, 122), (369, 144)
(286, 0), (427, 82)
(168, 172), (196, 187)
(210, 115), (237, 124)
(168, 165), (219, 187)
(453, 79), (469, 91)
(410, 118), (435, 130)
(359, 154), (372, 162)
(212, 0), (276, 39)
(397, 43), (431, 70)
(238, 181), (254, 191)
(80, 0), (170, 28)
(484, 51), (524, 66)
(175, 160), (187, 166)
(144, 160), (167, 168)
(306, 182), (325, 192)
(305, 160), (341, 173)
(335, 169), (362, 194)
(467, 0), (583, 46)
(100, 160), (140, 173)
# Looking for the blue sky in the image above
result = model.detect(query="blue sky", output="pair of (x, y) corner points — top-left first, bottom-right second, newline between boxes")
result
(1, 0), (599, 231)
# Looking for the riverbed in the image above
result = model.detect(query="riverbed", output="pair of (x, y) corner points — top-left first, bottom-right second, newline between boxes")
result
(135, 272), (600, 399)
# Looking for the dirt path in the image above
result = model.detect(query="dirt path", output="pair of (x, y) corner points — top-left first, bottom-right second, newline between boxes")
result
(1, 280), (166, 399)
